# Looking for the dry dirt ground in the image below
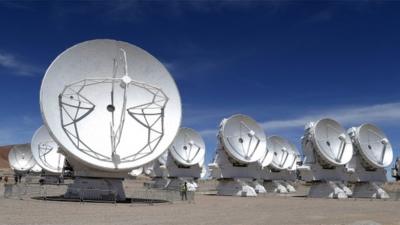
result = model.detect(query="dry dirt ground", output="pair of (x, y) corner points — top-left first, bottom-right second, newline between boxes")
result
(0, 179), (400, 225)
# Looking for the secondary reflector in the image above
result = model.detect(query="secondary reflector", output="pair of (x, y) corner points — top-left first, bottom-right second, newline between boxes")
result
(220, 114), (266, 164)
(31, 125), (65, 173)
(40, 39), (182, 171)
(8, 144), (36, 172)
(168, 127), (205, 167)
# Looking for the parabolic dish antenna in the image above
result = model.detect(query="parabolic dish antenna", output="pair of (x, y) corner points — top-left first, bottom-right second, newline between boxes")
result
(310, 118), (353, 166)
(31, 125), (65, 173)
(30, 164), (43, 173)
(40, 39), (182, 171)
(168, 127), (205, 167)
(268, 136), (298, 170)
(220, 114), (266, 164)
(350, 124), (393, 168)
(8, 144), (36, 172)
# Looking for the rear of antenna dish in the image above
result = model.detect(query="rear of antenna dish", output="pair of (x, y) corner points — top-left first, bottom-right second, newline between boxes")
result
(31, 125), (65, 174)
(40, 39), (182, 171)
(168, 127), (205, 167)
(8, 144), (36, 172)
(309, 118), (353, 167)
(349, 124), (393, 169)
(220, 114), (266, 164)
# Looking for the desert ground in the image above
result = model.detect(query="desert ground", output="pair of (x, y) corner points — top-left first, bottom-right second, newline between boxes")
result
(0, 179), (399, 225)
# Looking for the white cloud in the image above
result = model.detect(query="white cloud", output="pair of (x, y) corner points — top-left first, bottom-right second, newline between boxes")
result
(0, 51), (41, 76)
(262, 102), (400, 132)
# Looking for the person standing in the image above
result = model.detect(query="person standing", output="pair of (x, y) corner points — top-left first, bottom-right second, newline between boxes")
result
(180, 182), (188, 201)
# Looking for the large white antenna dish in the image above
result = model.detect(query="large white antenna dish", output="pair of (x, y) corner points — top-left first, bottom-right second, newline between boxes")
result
(349, 124), (393, 169)
(40, 39), (182, 171)
(8, 144), (36, 172)
(220, 114), (266, 164)
(31, 126), (66, 173)
(168, 127), (205, 167)
(309, 118), (353, 166)
(268, 136), (298, 171)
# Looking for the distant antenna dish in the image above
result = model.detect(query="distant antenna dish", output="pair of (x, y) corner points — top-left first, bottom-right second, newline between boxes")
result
(8, 144), (36, 171)
(40, 39), (181, 171)
(169, 127), (205, 167)
(349, 124), (393, 169)
(220, 114), (266, 164)
(268, 136), (298, 170)
(31, 126), (65, 173)
(309, 118), (353, 166)
(30, 164), (43, 173)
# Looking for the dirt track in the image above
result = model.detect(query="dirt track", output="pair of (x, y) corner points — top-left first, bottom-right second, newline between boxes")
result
(0, 181), (400, 225)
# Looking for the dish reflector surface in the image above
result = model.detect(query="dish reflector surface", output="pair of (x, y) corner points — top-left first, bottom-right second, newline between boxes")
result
(8, 144), (36, 171)
(353, 124), (393, 168)
(220, 114), (266, 164)
(168, 128), (205, 167)
(267, 136), (298, 170)
(31, 126), (65, 173)
(311, 118), (353, 166)
(40, 39), (182, 171)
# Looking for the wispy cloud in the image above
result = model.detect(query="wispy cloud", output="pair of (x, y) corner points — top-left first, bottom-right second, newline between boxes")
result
(196, 102), (400, 138)
(0, 51), (41, 76)
(263, 102), (400, 132)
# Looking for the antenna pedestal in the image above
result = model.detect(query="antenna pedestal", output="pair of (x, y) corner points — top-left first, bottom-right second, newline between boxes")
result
(352, 182), (389, 199)
(216, 178), (257, 197)
(65, 177), (125, 201)
(210, 149), (262, 196)
(63, 155), (128, 201)
(346, 154), (389, 199)
(262, 169), (297, 193)
(263, 180), (291, 193)
(166, 156), (202, 179)
(308, 181), (349, 199)
(298, 164), (352, 198)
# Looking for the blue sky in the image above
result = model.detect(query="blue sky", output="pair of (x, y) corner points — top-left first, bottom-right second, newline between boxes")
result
(1, 1), (400, 176)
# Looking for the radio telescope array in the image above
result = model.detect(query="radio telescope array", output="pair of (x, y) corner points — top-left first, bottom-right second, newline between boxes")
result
(39, 39), (181, 200)
(298, 118), (354, 198)
(262, 136), (299, 193)
(209, 114), (267, 197)
(346, 124), (393, 199)
(7, 38), (394, 203)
